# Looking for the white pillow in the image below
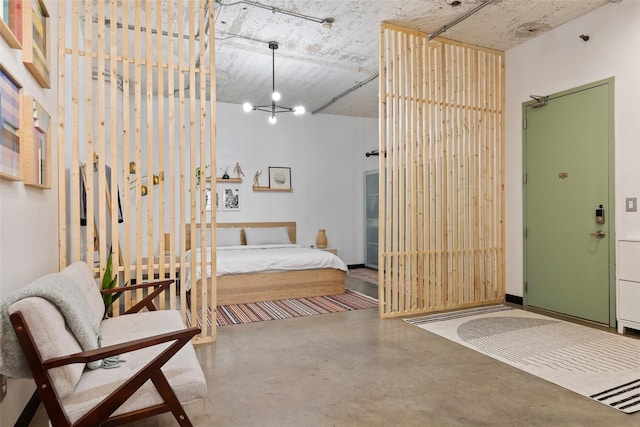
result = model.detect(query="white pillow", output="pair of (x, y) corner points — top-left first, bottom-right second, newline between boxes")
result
(217, 227), (242, 247)
(244, 227), (291, 245)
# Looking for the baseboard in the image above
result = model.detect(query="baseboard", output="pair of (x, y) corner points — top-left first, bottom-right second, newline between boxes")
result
(347, 263), (366, 269)
(506, 294), (523, 305)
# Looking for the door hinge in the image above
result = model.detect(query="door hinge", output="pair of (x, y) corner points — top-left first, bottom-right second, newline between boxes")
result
(525, 282), (528, 293)
(523, 118), (527, 129)
(523, 173), (527, 184)
(524, 228), (528, 238)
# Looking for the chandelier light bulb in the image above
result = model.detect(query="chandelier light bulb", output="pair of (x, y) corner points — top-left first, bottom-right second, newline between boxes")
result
(242, 102), (253, 112)
(272, 91), (281, 102)
(293, 106), (305, 115)
(268, 115), (277, 124)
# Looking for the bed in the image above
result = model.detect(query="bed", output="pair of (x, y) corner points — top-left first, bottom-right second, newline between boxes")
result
(185, 222), (347, 306)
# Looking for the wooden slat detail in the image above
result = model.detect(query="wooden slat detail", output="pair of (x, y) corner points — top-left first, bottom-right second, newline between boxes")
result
(59, 0), (216, 342)
(57, 2), (67, 269)
(379, 24), (505, 318)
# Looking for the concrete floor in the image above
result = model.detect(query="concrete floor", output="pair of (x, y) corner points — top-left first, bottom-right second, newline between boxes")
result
(32, 275), (639, 426)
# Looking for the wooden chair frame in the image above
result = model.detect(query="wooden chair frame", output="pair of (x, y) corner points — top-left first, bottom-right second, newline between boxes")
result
(10, 280), (201, 427)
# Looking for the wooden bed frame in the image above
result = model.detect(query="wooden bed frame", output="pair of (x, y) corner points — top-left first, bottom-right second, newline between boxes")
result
(186, 222), (345, 306)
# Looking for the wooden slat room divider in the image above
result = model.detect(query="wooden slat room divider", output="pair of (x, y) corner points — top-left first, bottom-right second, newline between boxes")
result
(378, 23), (505, 318)
(58, 0), (217, 342)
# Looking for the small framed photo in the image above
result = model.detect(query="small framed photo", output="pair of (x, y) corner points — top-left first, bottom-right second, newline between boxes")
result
(222, 186), (241, 211)
(268, 167), (292, 189)
(205, 187), (212, 211)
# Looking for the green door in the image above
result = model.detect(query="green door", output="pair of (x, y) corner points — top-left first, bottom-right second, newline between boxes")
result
(524, 80), (614, 325)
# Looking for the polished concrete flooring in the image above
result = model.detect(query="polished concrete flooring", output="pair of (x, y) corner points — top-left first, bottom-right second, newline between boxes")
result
(32, 275), (639, 426)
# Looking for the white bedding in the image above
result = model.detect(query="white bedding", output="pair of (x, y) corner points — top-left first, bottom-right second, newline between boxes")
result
(183, 244), (347, 291)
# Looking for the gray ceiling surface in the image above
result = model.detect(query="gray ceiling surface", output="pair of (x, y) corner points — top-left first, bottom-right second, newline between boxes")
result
(214, 0), (613, 118)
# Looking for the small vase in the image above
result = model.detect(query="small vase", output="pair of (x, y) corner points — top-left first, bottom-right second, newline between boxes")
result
(316, 229), (328, 249)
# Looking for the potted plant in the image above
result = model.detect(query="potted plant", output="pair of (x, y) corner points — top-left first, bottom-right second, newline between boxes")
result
(101, 251), (126, 318)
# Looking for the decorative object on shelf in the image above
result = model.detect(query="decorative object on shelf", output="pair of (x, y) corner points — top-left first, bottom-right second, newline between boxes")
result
(0, 0), (22, 48)
(233, 162), (245, 179)
(316, 229), (328, 249)
(268, 166), (292, 190)
(220, 166), (230, 179)
(241, 41), (305, 124)
(22, 0), (50, 88)
(253, 169), (262, 187)
(222, 186), (241, 211)
(0, 66), (22, 181)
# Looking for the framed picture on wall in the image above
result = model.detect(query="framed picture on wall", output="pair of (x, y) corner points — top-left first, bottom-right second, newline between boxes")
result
(268, 166), (291, 190)
(222, 186), (240, 211)
(205, 187), (212, 211)
(0, 65), (22, 181)
(22, 0), (50, 88)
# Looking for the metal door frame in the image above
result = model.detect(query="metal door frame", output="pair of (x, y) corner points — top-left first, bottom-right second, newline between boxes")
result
(522, 77), (616, 326)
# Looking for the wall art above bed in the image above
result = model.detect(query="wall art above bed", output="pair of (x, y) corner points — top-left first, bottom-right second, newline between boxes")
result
(268, 166), (291, 190)
(222, 186), (241, 211)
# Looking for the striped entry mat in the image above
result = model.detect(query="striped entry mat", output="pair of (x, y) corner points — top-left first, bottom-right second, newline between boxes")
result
(186, 289), (377, 327)
(405, 306), (640, 414)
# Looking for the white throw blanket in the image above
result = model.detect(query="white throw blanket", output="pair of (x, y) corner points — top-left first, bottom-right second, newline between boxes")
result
(0, 273), (102, 379)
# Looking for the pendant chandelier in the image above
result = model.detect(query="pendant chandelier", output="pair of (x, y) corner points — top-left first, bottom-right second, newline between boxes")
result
(242, 41), (305, 124)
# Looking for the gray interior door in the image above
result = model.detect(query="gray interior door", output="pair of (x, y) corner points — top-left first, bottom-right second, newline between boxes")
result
(365, 170), (378, 269)
(523, 80), (615, 325)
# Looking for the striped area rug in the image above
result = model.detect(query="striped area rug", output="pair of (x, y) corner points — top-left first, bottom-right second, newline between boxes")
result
(186, 289), (377, 327)
(405, 306), (640, 414)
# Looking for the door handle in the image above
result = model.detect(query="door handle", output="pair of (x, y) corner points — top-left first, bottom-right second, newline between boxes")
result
(590, 230), (606, 238)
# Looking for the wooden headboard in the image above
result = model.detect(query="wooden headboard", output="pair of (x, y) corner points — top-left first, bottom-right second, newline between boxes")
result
(185, 222), (296, 250)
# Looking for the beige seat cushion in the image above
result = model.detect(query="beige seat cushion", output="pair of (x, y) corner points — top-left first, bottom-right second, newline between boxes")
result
(60, 310), (207, 423)
(9, 298), (85, 398)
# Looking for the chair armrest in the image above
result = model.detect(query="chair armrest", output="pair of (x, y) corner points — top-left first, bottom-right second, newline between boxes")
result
(100, 279), (173, 294)
(100, 279), (173, 313)
(42, 326), (200, 370)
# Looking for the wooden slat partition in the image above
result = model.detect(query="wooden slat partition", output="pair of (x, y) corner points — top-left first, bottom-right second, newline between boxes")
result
(379, 23), (505, 318)
(58, 0), (216, 342)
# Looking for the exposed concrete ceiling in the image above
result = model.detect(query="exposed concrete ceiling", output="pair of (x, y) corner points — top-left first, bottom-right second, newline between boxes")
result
(214, 0), (615, 118)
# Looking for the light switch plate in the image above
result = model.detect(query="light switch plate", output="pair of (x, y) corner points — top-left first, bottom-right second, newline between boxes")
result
(626, 197), (637, 212)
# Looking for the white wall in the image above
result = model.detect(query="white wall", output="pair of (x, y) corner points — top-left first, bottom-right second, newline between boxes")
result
(505, 1), (640, 296)
(0, 1), (59, 424)
(216, 102), (379, 264)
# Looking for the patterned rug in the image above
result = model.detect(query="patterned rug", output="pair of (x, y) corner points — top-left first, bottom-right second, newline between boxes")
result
(348, 268), (377, 285)
(186, 289), (378, 327)
(405, 306), (640, 414)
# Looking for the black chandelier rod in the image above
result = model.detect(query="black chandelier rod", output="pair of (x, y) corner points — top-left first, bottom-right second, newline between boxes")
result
(270, 42), (277, 116)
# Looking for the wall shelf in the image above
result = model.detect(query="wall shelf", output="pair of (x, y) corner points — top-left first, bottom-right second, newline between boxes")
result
(213, 177), (242, 183)
(252, 186), (293, 192)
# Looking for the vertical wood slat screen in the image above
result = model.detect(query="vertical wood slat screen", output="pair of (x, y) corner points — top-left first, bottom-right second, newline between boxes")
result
(378, 23), (505, 318)
(58, 0), (217, 342)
